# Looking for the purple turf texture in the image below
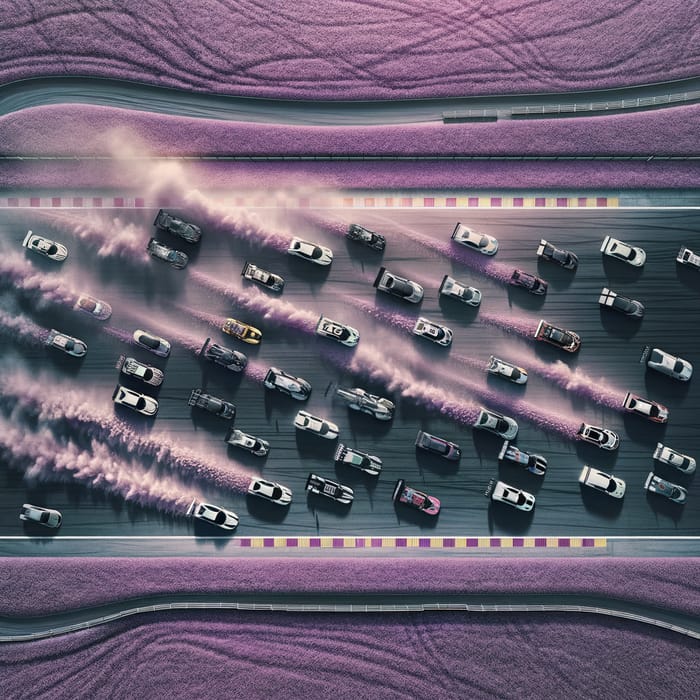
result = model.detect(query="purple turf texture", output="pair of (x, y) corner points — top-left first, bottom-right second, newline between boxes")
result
(0, 558), (697, 618)
(1, 611), (698, 700)
(0, 2), (698, 99)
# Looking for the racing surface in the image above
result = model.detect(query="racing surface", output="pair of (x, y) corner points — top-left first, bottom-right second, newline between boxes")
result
(0, 205), (698, 539)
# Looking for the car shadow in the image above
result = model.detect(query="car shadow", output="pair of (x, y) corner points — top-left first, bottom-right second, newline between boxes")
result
(621, 414), (667, 446)
(579, 486), (625, 520)
(599, 308), (642, 339)
(392, 502), (440, 529)
(675, 263), (700, 294)
(344, 410), (394, 439)
(498, 463), (545, 493)
(285, 257), (331, 289)
(536, 259), (576, 291)
(306, 492), (353, 517)
(506, 286), (546, 311)
(574, 442), (619, 470)
(189, 406), (231, 435)
(602, 257), (644, 283)
(644, 491), (686, 525)
(245, 495), (290, 523)
(335, 462), (381, 495)
(437, 295), (481, 324)
(226, 444), (268, 469)
(415, 448), (460, 476)
(343, 238), (385, 265)
(295, 431), (338, 459)
(487, 501), (534, 534)
(643, 371), (692, 402)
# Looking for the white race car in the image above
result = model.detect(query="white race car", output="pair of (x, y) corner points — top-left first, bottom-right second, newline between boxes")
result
(241, 261), (284, 292)
(641, 346), (692, 382)
(577, 423), (619, 450)
(598, 288), (644, 318)
(622, 392), (668, 423)
(677, 246), (700, 271)
(287, 237), (333, 265)
(578, 465), (626, 498)
(438, 275), (481, 306)
(487, 355), (528, 384)
(116, 355), (164, 387)
(22, 230), (68, 261)
(334, 443), (382, 476)
(373, 267), (424, 303)
(133, 329), (171, 357)
(306, 473), (353, 504)
(186, 500), (239, 530)
(19, 503), (62, 528)
(335, 387), (394, 421)
(112, 384), (158, 416)
(225, 428), (270, 457)
(499, 440), (546, 476)
(248, 478), (292, 505)
(451, 223), (498, 255)
(316, 316), (360, 347)
(294, 410), (339, 440)
(412, 317), (453, 346)
(653, 443), (696, 474)
(644, 473), (687, 504)
(45, 329), (87, 358)
(600, 235), (646, 267)
(474, 408), (518, 440)
(264, 367), (311, 400)
(74, 293), (112, 320)
(485, 479), (535, 511)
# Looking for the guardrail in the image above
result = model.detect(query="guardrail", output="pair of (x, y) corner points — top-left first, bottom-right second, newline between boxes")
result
(2, 600), (697, 642)
(1, 155), (699, 161)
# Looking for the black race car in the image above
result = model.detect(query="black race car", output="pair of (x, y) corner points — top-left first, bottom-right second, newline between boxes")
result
(536, 239), (578, 269)
(200, 337), (247, 372)
(154, 209), (202, 243)
(346, 224), (386, 251)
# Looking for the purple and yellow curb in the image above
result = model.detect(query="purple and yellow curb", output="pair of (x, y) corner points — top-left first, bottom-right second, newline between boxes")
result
(234, 536), (606, 549)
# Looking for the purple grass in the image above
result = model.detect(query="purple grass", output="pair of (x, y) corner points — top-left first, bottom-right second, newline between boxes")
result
(0, 372), (252, 492)
(189, 270), (318, 335)
(0, 3), (697, 98)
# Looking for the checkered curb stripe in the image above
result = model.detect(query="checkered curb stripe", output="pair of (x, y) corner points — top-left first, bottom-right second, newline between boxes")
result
(232, 536), (606, 549)
(0, 195), (618, 209)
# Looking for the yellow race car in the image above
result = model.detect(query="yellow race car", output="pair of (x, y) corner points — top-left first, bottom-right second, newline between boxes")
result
(221, 317), (262, 344)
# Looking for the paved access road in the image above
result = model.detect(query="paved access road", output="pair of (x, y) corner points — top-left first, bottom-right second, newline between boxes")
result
(0, 205), (698, 541)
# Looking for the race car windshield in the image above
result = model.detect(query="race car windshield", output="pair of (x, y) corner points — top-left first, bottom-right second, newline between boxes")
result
(140, 336), (160, 349)
(673, 360), (685, 373)
(79, 298), (96, 311)
(387, 277), (413, 296)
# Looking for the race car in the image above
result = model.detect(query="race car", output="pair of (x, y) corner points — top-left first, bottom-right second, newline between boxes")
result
(641, 346), (692, 381)
(335, 387), (394, 421)
(73, 293), (112, 320)
(392, 479), (441, 516)
(578, 466), (626, 498)
(22, 230), (68, 262)
(498, 440), (547, 476)
(451, 223), (498, 255)
(644, 472), (687, 504)
(45, 329), (87, 358)
(112, 384), (158, 416)
(287, 237), (333, 265)
(676, 246), (700, 271)
(241, 261), (285, 292)
(154, 209), (202, 243)
(415, 430), (461, 461)
(653, 443), (696, 474)
(315, 316), (360, 347)
(222, 317), (262, 344)
(116, 355), (164, 387)
(147, 238), (188, 269)
(19, 503), (62, 528)
(305, 473), (354, 504)
(536, 239), (578, 270)
(622, 392), (668, 423)
(485, 478), (535, 511)
(598, 288), (644, 318)
(438, 275), (481, 306)
(412, 317), (453, 346)
(334, 443), (382, 476)
(133, 329), (171, 357)
(509, 269), (548, 295)
(188, 389), (236, 420)
(346, 223), (386, 251)
(294, 410), (339, 440)
(474, 408), (518, 440)
(186, 500), (238, 530)
(487, 355), (528, 385)
(247, 478), (292, 505)
(199, 337), (247, 372)
(264, 367), (311, 400)
(225, 427), (270, 457)
(600, 235), (646, 267)
(534, 320), (581, 353)
(373, 267), (423, 303)
(577, 423), (619, 450)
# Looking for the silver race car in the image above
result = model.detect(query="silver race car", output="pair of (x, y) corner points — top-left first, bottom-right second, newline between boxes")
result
(485, 479), (535, 511)
(487, 355), (528, 385)
(147, 238), (188, 269)
(336, 387), (394, 421)
(600, 235), (646, 267)
(287, 237), (333, 265)
(438, 275), (481, 306)
(112, 384), (158, 416)
(578, 466), (626, 498)
(644, 473), (687, 504)
(74, 293), (112, 320)
(653, 443), (696, 474)
(241, 261), (285, 292)
(225, 427), (270, 457)
(499, 440), (547, 476)
(577, 423), (619, 450)
(412, 317), (453, 346)
(248, 478), (292, 505)
(474, 408), (518, 440)
(334, 443), (382, 476)
(373, 267), (423, 303)
(294, 410), (339, 439)
(264, 367), (311, 400)
(451, 223), (498, 255)
(22, 230), (68, 261)
(19, 503), (62, 528)
(677, 246), (700, 271)
(116, 355), (164, 387)
(186, 500), (238, 529)
(133, 329), (171, 357)
(45, 329), (87, 358)
(316, 316), (360, 347)
(641, 346), (692, 381)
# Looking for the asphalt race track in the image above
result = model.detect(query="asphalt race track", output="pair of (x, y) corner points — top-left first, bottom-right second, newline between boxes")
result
(0, 205), (698, 539)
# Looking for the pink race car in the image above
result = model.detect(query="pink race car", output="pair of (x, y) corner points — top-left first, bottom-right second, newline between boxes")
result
(392, 479), (441, 516)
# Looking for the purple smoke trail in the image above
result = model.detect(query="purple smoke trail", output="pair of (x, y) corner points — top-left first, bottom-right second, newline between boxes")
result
(391, 224), (514, 284)
(0, 309), (50, 347)
(0, 376), (252, 492)
(245, 362), (268, 385)
(0, 419), (202, 517)
(102, 325), (137, 345)
(43, 211), (150, 265)
(452, 353), (488, 374)
(349, 298), (417, 334)
(174, 305), (225, 333)
(189, 270), (318, 335)
(300, 213), (348, 240)
(479, 312), (539, 340)
(0, 253), (77, 309)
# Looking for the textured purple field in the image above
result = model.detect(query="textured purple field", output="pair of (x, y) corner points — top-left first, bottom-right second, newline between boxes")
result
(2, 103), (700, 157)
(1, 1), (698, 98)
(1, 611), (698, 700)
(0, 558), (697, 617)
